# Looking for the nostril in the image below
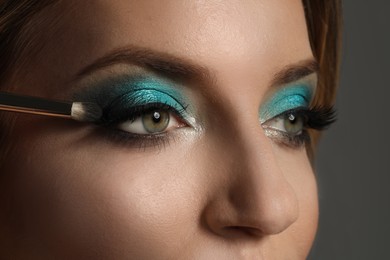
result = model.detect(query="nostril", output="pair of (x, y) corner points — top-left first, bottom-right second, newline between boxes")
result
(223, 226), (263, 239)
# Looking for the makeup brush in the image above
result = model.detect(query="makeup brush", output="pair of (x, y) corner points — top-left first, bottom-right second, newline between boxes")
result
(0, 91), (102, 122)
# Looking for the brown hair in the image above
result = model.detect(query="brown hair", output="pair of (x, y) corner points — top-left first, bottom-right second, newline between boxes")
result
(0, 0), (57, 165)
(0, 0), (342, 163)
(302, 0), (343, 148)
(0, 0), (57, 86)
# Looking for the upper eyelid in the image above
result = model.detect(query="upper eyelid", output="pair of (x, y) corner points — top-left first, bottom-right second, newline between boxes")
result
(102, 93), (187, 120)
(262, 107), (306, 124)
(259, 85), (314, 123)
(104, 88), (188, 111)
(73, 75), (189, 107)
(262, 73), (318, 103)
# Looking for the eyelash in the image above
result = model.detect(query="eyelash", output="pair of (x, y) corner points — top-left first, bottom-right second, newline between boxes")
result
(97, 102), (336, 150)
(99, 102), (188, 125)
(262, 106), (336, 148)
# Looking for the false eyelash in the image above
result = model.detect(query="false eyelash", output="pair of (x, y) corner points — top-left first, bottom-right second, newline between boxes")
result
(304, 106), (337, 130)
(280, 105), (337, 130)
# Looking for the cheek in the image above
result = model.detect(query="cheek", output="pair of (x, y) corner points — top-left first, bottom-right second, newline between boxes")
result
(2, 116), (319, 257)
(3, 119), (205, 257)
(276, 148), (319, 256)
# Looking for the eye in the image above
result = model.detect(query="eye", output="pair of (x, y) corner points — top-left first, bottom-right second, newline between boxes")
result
(117, 107), (187, 134)
(260, 109), (310, 147)
(260, 105), (336, 148)
(262, 111), (307, 135)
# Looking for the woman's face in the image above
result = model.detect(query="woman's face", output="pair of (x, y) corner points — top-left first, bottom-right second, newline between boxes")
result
(1, 0), (319, 258)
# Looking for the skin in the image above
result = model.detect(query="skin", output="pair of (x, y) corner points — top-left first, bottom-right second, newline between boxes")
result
(0, 0), (319, 259)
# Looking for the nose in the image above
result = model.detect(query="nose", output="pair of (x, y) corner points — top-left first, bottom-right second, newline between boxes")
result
(202, 119), (299, 239)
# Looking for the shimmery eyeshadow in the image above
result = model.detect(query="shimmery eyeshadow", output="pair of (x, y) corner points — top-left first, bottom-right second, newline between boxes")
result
(259, 85), (314, 123)
(74, 75), (197, 126)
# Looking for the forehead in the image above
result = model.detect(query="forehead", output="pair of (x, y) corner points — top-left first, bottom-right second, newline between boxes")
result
(20, 0), (312, 95)
(63, 1), (308, 56)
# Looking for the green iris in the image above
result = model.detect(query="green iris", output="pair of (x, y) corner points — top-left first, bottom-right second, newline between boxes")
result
(284, 113), (304, 134)
(142, 110), (170, 133)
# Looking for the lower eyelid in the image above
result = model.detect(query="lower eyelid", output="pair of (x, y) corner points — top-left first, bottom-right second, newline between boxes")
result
(263, 127), (309, 148)
(101, 127), (174, 150)
(99, 121), (199, 151)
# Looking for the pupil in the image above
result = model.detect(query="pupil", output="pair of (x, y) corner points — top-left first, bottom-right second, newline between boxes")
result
(288, 114), (296, 124)
(152, 111), (161, 123)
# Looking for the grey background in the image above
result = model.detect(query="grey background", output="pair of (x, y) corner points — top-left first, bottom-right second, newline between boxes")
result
(308, 1), (389, 259)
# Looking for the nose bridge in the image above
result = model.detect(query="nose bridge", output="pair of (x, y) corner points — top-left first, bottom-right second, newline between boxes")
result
(204, 110), (299, 237)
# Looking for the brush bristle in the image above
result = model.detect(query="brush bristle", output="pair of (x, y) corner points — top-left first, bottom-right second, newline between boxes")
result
(71, 102), (102, 122)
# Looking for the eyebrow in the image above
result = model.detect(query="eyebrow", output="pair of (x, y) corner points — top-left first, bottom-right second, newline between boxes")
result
(76, 45), (318, 88)
(271, 59), (319, 87)
(76, 46), (215, 86)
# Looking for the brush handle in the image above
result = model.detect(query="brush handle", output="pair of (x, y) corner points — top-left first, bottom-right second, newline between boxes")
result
(0, 91), (72, 118)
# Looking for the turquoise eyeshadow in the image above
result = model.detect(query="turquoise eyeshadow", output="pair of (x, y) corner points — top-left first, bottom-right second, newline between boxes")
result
(103, 88), (187, 122)
(259, 85), (314, 123)
(74, 75), (194, 124)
